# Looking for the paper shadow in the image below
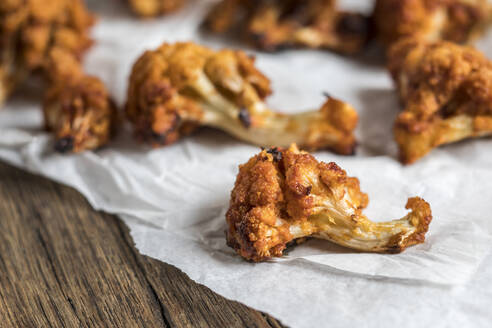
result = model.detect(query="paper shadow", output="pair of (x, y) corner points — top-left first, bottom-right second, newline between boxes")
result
(351, 43), (387, 68)
(355, 87), (400, 159)
(106, 124), (258, 157)
(86, 0), (135, 20)
(204, 232), (451, 288)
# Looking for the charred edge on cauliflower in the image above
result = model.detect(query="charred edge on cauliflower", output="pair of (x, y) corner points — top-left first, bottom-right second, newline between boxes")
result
(204, 0), (369, 54)
(374, 0), (492, 47)
(388, 38), (492, 164)
(226, 144), (432, 262)
(126, 42), (358, 154)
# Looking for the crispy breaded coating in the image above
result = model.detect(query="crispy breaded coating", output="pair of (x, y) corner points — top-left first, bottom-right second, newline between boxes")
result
(204, 0), (369, 53)
(374, 0), (492, 46)
(0, 0), (95, 105)
(126, 42), (358, 154)
(127, 0), (184, 17)
(226, 144), (432, 262)
(389, 38), (492, 164)
(43, 50), (117, 153)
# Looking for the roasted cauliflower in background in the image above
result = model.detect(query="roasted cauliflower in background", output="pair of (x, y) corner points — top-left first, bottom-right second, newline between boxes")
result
(126, 42), (358, 154)
(389, 38), (492, 164)
(43, 50), (117, 153)
(226, 144), (432, 262)
(127, 0), (184, 17)
(374, 0), (492, 47)
(0, 0), (95, 106)
(204, 0), (369, 54)
(0, 1), (117, 153)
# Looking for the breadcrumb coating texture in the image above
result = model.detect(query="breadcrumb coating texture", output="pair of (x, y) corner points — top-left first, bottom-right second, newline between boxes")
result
(374, 0), (491, 46)
(389, 38), (492, 163)
(204, 0), (369, 53)
(226, 145), (432, 262)
(126, 42), (358, 153)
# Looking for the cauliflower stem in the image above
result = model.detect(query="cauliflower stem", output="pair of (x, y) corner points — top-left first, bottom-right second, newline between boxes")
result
(294, 198), (430, 253)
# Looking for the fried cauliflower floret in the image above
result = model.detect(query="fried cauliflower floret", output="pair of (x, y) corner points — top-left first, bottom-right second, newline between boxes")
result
(43, 49), (117, 153)
(204, 0), (369, 54)
(226, 144), (432, 262)
(0, 0), (95, 106)
(127, 0), (184, 17)
(374, 0), (492, 47)
(126, 42), (358, 154)
(388, 38), (492, 164)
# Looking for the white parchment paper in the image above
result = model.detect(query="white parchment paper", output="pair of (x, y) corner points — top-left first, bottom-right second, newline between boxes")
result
(1, 1), (492, 327)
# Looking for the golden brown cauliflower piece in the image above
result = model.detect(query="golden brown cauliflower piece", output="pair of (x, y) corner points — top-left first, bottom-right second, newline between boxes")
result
(126, 42), (358, 154)
(226, 144), (432, 262)
(0, 0), (95, 105)
(43, 50), (117, 153)
(204, 0), (369, 54)
(127, 0), (184, 17)
(374, 0), (492, 47)
(389, 38), (492, 164)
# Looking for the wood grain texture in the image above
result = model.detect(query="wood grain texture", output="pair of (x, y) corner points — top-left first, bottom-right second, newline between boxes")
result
(0, 162), (284, 328)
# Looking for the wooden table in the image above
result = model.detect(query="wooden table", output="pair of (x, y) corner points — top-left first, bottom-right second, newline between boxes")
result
(0, 162), (284, 327)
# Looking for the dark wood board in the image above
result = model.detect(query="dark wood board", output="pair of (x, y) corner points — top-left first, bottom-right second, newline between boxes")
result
(0, 162), (285, 328)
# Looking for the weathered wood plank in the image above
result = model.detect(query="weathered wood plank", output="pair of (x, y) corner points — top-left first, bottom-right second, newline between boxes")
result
(0, 163), (167, 327)
(0, 162), (285, 328)
(118, 222), (284, 328)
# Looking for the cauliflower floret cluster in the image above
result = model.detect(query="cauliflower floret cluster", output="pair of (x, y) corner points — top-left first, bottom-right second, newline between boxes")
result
(43, 50), (117, 153)
(374, 0), (491, 47)
(226, 144), (432, 262)
(389, 38), (492, 163)
(0, 0), (117, 153)
(0, 0), (95, 104)
(204, 0), (369, 53)
(126, 42), (358, 154)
